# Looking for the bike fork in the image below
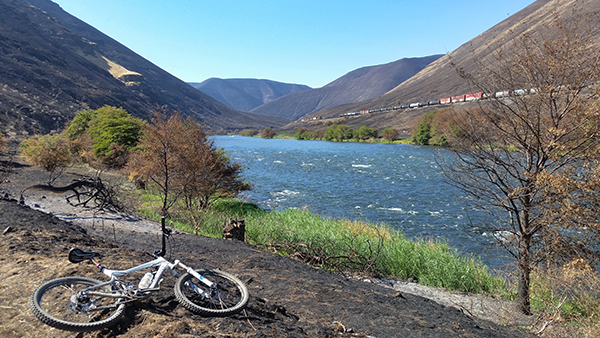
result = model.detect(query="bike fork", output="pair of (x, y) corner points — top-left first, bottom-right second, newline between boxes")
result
(185, 281), (211, 299)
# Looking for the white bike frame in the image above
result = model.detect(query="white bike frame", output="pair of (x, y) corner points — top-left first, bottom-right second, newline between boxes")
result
(83, 256), (215, 299)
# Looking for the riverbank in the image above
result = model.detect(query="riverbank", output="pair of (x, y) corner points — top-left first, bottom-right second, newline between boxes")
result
(0, 159), (537, 337)
(212, 135), (508, 270)
(138, 199), (505, 294)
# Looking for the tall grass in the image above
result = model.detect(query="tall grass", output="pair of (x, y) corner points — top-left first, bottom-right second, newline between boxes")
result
(137, 193), (504, 294)
(502, 261), (600, 336)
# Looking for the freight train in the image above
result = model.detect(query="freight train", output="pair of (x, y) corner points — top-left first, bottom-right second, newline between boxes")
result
(337, 89), (533, 118)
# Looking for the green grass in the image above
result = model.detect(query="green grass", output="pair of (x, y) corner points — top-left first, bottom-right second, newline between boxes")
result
(137, 193), (505, 294)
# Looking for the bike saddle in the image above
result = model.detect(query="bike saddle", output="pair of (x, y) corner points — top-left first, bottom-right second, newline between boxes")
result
(68, 247), (101, 263)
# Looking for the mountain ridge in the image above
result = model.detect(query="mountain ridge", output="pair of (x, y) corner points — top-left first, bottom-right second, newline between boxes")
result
(0, 0), (286, 141)
(189, 78), (311, 112)
(247, 55), (443, 121)
(288, 0), (600, 135)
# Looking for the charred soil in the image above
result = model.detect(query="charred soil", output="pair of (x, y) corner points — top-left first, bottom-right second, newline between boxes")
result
(0, 161), (534, 337)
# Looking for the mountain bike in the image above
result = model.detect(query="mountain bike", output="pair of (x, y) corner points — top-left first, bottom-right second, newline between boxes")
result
(29, 220), (249, 332)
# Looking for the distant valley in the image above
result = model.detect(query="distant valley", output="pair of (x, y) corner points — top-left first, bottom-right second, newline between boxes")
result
(284, 0), (600, 136)
(189, 55), (443, 122)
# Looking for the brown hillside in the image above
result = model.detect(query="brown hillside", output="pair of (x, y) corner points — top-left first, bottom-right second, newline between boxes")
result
(251, 55), (443, 121)
(294, 0), (600, 135)
(0, 0), (285, 142)
(189, 78), (311, 112)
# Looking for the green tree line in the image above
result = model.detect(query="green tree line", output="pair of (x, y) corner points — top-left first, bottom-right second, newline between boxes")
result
(295, 125), (399, 142)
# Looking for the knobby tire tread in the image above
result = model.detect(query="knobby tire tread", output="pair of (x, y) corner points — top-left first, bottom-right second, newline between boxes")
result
(174, 269), (249, 316)
(29, 276), (125, 332)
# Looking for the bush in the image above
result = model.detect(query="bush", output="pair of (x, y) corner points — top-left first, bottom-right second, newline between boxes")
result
(354, 126), (378, 141)
(261, 127), (277, 139)
(87, 108), (143, 157)
(411, 110), (453, 146)
(20, 134), (71, 178)
(323, 124), (353, 141)
(382, 127), (399, 141)
(412, 111), (435, 145)
(239, 129), (259, 137)
(63, 106), (144, 167)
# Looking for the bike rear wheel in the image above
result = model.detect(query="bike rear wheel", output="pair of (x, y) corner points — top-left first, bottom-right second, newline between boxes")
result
(30, 276), (125, 332)
(175, 269), (248, 316)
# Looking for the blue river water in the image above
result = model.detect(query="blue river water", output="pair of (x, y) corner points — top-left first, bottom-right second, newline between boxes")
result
(213, 135), (508, 270)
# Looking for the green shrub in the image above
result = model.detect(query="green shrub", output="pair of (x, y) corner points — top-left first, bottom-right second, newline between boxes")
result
(382, 127), (399, 141)
(239, 129), (259, 137)
(20, 134), (71, 174)
(63, 106), (144, 167)
(412, 111), (436, 145)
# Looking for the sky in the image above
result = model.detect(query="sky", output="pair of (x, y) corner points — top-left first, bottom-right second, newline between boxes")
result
(51, 0), (535, 89)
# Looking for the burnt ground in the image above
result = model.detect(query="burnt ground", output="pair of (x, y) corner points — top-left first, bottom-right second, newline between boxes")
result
(0, 160), (535, 338)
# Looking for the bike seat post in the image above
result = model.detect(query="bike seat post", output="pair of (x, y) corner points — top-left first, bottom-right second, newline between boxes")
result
(160, 216), (166, 257)
(90, 256), (105, 272)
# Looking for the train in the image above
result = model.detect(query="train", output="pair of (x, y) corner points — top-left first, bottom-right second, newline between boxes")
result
(336, 88), (535, 118)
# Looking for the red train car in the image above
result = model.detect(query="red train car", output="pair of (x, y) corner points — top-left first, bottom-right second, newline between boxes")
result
(440, 97), (451, 104)
(465, 92), (482, 101)
(451, 94), (465, 103)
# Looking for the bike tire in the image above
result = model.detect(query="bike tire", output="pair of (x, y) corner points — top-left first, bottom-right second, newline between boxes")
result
(29, 276), (125, 332)
(174, 269), (249, 316)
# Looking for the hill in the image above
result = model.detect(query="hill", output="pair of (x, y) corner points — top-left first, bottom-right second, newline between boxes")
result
(291, 0), (600, 135)
(249, 55), (443, 121)
(0, 0), (286, 141)
(189, 78), (311, 112)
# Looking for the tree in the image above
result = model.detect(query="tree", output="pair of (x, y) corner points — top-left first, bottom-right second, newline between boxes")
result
(261, 127), (277, 139)
(127, 111), (250, 216)
(323, 124), (353, 142)
(64, 109), (95, 141)
(239, 129), (258, 137)
(182, 146), (250, 209)
(87, 107), (143, 158)
(355, 126), (378, 141)
(63, 106), (143, 167)
(441, 16), (600, 314)
(412, 111), (437, 145)
(294, 127), (309, 140)
(20, 134), (71, 182)
(381, 128), (399, 141)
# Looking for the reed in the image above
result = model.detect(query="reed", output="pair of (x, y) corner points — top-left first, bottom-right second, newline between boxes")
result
(138, 194), (504, 294)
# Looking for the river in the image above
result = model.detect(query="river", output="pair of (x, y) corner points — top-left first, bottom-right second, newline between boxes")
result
(213, 135), (508, 270)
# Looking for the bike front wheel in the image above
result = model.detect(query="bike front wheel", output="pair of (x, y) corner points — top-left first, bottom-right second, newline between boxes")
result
(175, 269), (249, 316)
(29, 276), (125, 332)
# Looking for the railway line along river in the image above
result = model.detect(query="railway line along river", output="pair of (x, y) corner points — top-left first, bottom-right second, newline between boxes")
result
(213, 135), (508, 270)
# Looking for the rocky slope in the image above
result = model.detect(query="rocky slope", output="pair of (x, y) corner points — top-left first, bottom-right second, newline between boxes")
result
(0, 0), (285, 142)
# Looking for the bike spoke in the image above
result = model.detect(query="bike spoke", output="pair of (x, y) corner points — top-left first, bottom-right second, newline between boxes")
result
(38, 280), (119, 324)
(175, 270), (248, 316)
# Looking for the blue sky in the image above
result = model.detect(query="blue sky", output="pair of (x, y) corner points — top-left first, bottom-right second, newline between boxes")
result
(52, 0), (534, 88)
